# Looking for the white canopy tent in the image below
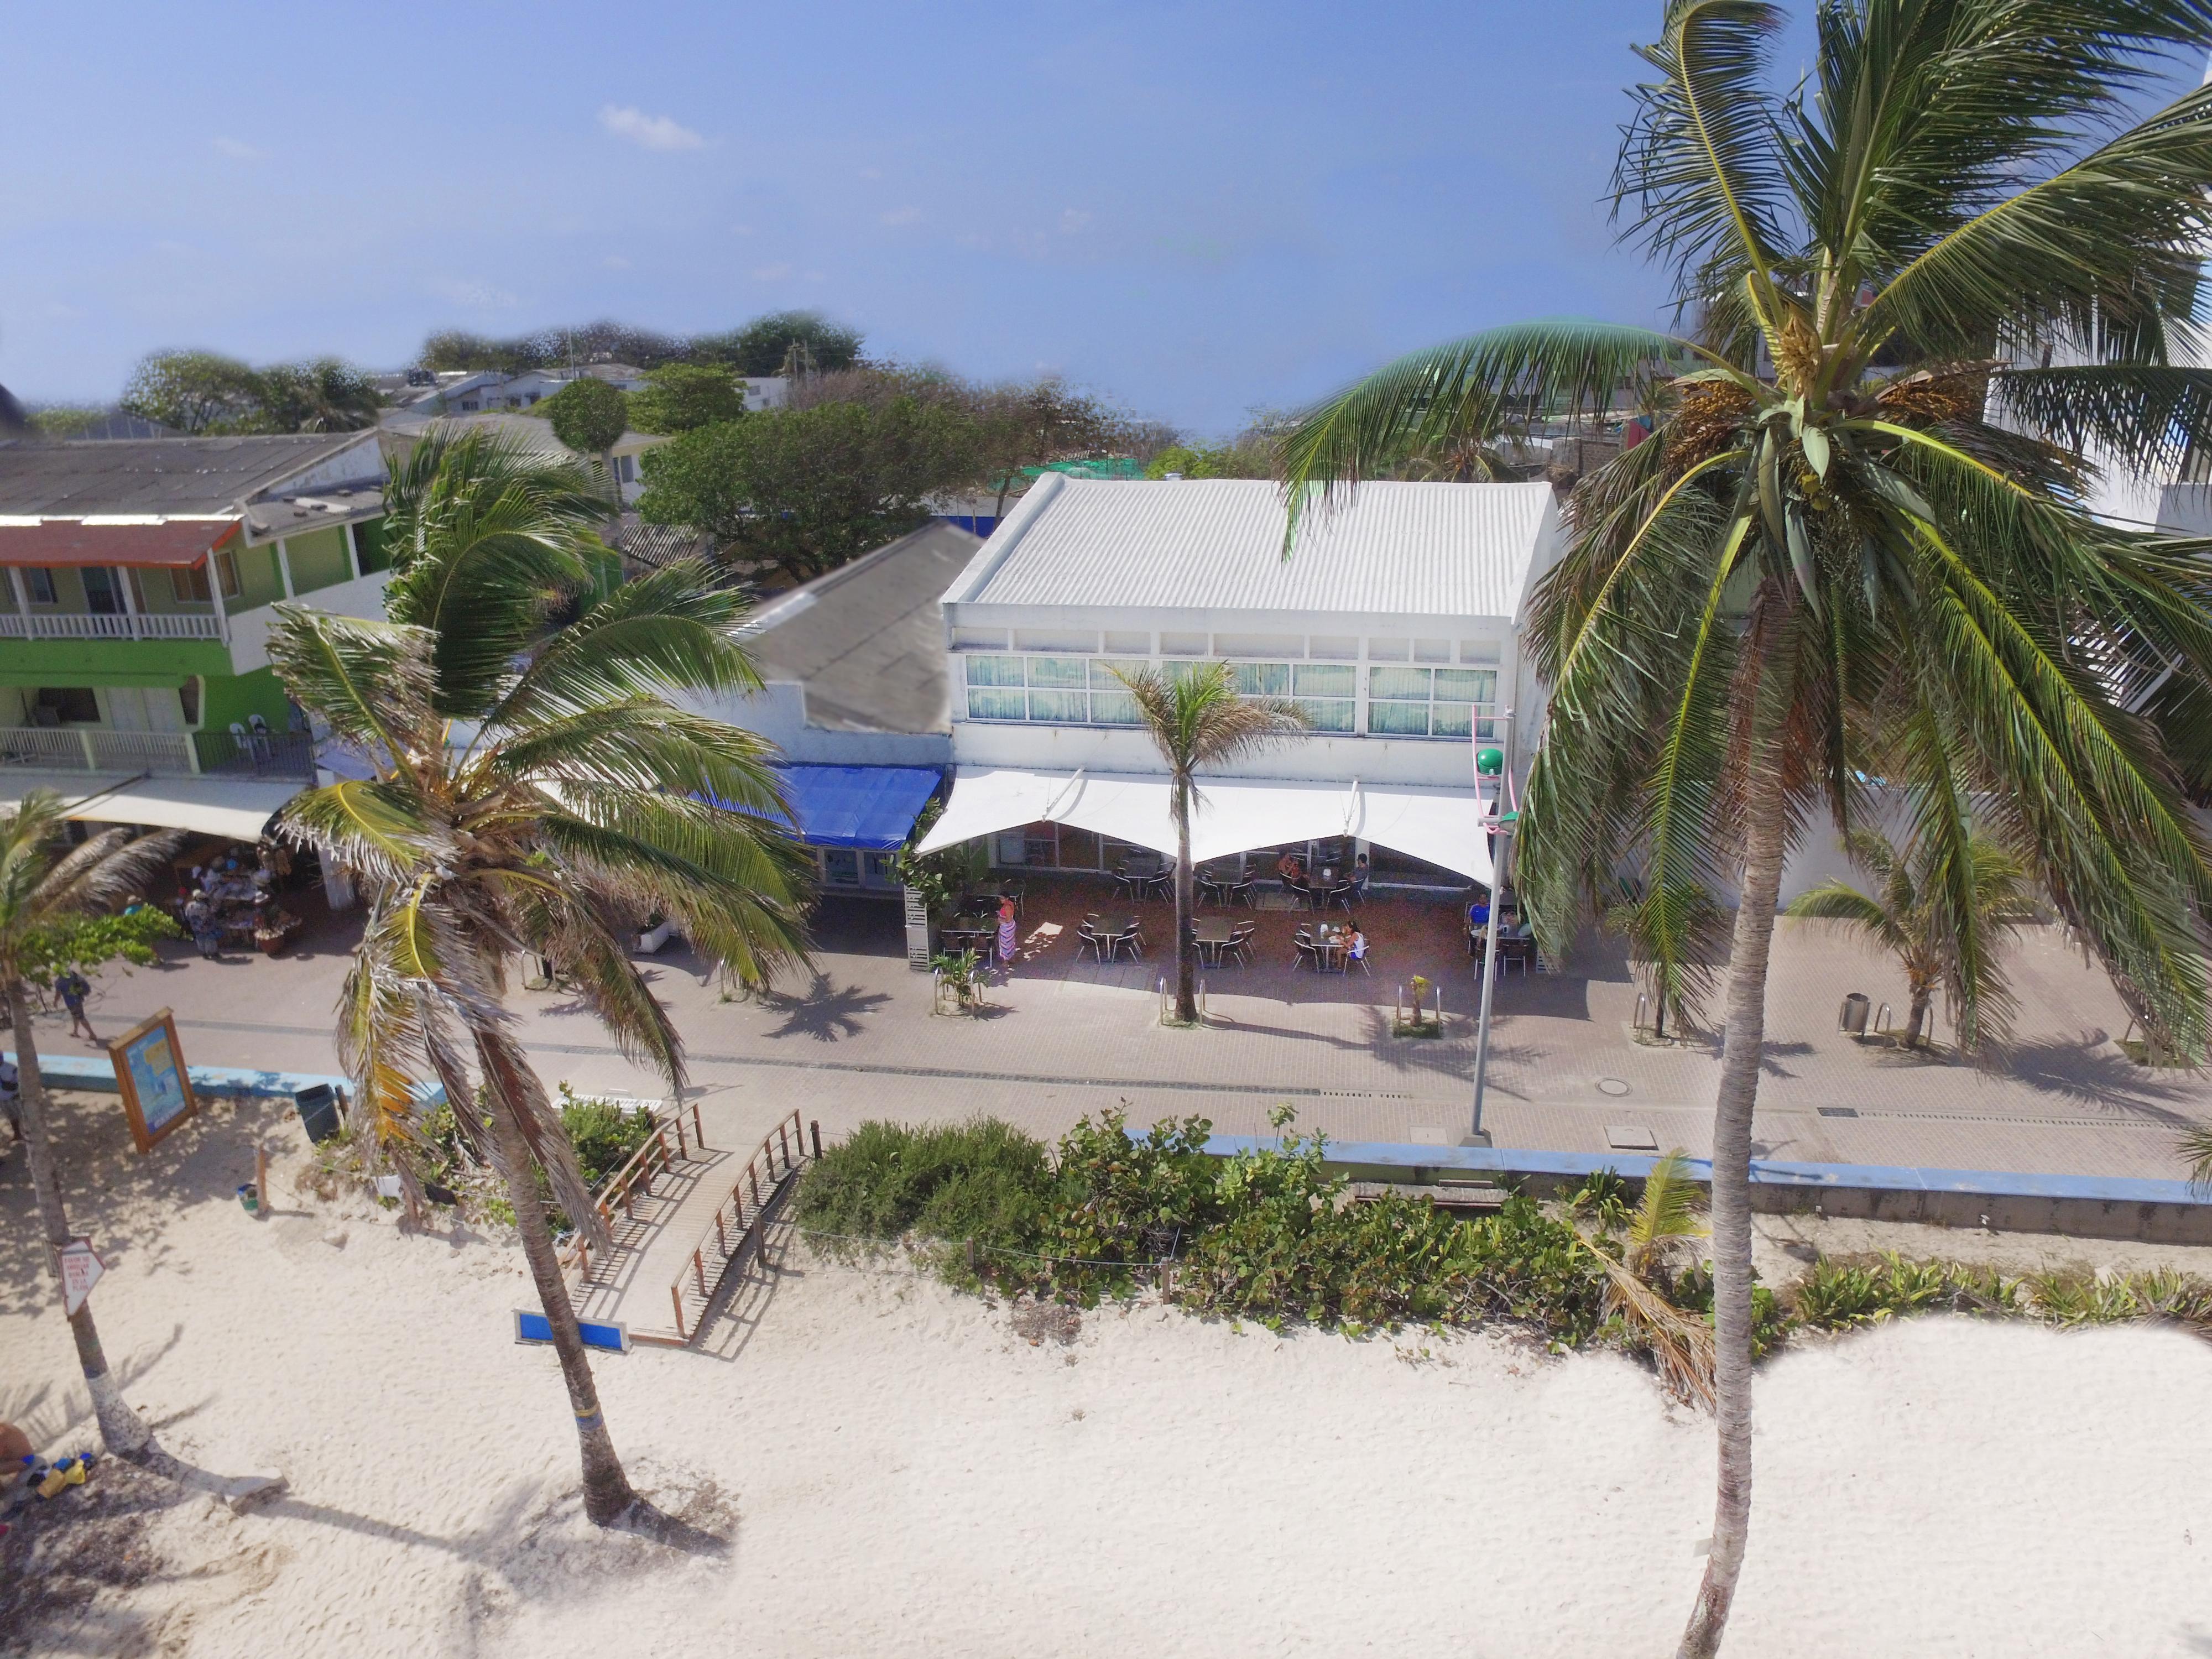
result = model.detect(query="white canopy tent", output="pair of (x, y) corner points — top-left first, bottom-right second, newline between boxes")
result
(915, 766), (1494, 885)
(0, 773), (302, 840)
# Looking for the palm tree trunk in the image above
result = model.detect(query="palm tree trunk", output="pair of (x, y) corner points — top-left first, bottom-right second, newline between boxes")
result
(7, 979), (153, 1457)
(486, 1096), (636, 1525)
(1677, 743), (1788, 1659)
(1904, 987), (1931, 1048)
(1172, 778), (1198, 1023)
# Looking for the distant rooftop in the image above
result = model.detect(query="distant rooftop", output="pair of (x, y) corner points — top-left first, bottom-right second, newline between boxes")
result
(945, 476), (1558, 622)
(743, 520), (983, 734)
(0, 431), (383, 518)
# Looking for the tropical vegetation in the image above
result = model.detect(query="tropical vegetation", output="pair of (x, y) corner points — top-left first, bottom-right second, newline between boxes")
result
(1786, 825), (2035, 1049)
(800, 1110), (2212, 1347)
(0, 793), (181, 1457)
(269, 427), (813, 1524)
(1112, 661), (1305, 1024)
(119, 349), (382, 434)
(1279, 4), (2212, 1650)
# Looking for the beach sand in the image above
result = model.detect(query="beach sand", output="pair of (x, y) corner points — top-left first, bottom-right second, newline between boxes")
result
(4, 1094), (2211, 1657)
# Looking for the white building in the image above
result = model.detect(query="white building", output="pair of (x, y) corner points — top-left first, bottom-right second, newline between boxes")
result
(916, 475), (1562, 887)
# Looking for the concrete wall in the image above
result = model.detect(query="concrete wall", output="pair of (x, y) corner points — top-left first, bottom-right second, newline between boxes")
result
(227, 569), (392, 674)
(692, 681), (951, 768)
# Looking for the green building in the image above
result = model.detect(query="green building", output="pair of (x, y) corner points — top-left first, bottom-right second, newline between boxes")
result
(0, 432), (391, 836)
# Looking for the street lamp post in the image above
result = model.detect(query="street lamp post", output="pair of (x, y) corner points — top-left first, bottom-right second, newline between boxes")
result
(1465, 708), (1514, 1147)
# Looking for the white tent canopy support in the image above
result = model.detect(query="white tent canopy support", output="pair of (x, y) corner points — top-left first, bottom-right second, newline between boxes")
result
(915, 766), (1493, 885)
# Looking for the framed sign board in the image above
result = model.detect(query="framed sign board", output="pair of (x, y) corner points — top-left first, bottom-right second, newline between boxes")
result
(108, 1009), (197, 1155)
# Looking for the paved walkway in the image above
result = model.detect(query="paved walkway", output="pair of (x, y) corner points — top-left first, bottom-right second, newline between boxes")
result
(35, 876), (2212, 1186)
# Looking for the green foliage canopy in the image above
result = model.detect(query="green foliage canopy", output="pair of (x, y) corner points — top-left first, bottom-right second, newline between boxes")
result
(120, 351), (380, 434)
(627, 364), (749, 435)
(636, 396), (978, 580)
(541, 375), (630, 465)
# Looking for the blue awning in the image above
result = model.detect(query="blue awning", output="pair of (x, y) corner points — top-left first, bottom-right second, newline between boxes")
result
(754, 765), (942, 851)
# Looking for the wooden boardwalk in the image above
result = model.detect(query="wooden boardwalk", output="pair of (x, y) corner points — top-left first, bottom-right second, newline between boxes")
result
(567, 1109), (810, 1347)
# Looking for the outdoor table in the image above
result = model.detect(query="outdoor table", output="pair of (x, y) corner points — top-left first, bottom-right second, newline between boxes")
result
(1191, 917), (1235, 962)
(1086, 912), (1140, 959)
(940, 913), (997, 954)
(1310, 922), (1350, 972)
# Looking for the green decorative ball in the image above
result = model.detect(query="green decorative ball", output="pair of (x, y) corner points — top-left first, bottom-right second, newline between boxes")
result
(1475, 746), (1505, 776)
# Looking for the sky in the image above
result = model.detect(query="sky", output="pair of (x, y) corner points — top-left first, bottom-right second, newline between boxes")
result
(1, 2), (2199, 436)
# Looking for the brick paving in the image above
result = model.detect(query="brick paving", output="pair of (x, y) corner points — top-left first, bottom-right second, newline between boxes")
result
(36, 876), (2212, 1184)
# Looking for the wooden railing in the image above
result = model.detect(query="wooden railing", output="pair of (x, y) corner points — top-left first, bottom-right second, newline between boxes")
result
(665, 1108), (810, 1342)
(559, 1097), (706, 1281)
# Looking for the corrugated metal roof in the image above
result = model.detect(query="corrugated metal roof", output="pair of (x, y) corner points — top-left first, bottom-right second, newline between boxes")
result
(0, 434), (378, 516)
(948, 477), (1555, 619)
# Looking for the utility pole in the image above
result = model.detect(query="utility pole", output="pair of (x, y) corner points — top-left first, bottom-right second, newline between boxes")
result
(1465, 708), (1514, 1146)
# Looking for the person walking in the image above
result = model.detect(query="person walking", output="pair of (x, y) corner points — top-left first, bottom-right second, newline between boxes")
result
(54, 970), (96, 1042)
(996, 897), (1017, 968)
(184, 891), (221, 959)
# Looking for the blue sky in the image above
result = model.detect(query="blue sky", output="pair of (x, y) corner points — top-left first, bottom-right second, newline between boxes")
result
(1, 3), (2198, 434)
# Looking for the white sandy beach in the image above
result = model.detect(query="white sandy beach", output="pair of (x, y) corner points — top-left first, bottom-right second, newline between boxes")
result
(5, 1095), (2212, 1657)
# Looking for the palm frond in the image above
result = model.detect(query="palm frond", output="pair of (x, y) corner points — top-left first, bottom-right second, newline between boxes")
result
(1627, 1149), (1709, 1273)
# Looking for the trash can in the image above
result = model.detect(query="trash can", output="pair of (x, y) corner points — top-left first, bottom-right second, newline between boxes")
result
(294, 1083), (343, 1145)
(1838, 993), (1871, 1036)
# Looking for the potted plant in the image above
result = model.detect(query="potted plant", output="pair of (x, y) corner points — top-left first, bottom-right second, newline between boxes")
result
(931, 948), (987, 1015)
(634, 911), (673, 954)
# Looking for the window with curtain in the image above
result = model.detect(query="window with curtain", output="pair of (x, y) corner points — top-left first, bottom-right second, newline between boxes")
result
(1367, 665), (1497, 738)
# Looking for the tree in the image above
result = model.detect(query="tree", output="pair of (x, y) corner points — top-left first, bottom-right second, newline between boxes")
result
(1787, 826), (2033, 1050)
(1280, 6), (2212, 1652)
(691, 311), (864, 378)
(1144, 440), (1277, 480)
(1112, 663), (1305, 1023)
(272, 431), (813, 1524)
(118, 351), (380, 434)
(967, 378), (1139, 518)
(628, 363), (749, 435)
(251, 358), (383, 432)
(0, 795), (182, 1455)
(637, 397), (979, 582)
(119, 351), (264, 433)
(542, 377), (632, 508)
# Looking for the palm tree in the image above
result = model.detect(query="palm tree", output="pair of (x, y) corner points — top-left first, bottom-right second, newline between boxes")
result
(0, 794), (180, 1455)
(1112, 663), (1305, 1022)
(1787, 826), (2033, 1050)
(270, 433), (812, 1525)
(1575, 1149), (1715, 1406)
(1282, 7), (2212, 1651)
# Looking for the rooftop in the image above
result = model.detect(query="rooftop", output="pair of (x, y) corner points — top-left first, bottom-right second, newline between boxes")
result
(742, 520), (982, 734)
(377, 410), (661, 456)
(0, 432), (382, 518)
(945, 476), (1558, 620)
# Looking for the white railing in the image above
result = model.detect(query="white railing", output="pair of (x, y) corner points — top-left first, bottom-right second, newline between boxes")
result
(0, 611), (225, 642)
(0, 727), (200, 775)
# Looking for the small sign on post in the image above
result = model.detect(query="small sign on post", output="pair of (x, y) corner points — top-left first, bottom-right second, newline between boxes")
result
(59, 1237), (106, 1317)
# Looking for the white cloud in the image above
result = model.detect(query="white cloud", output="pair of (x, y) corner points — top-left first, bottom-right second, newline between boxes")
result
(880, 206), (922, 226)
(598, 105), (705, 152)
(211, 137), (265, 161)
(751, 262), (794, 281)
(1060, 208), (1093, 234)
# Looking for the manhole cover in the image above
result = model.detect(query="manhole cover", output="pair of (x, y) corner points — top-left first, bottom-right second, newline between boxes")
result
(1597, 1077), (1631, 1097)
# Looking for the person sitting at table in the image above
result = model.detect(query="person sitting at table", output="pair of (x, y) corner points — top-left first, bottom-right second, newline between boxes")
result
(1347, 929), (1368, 968)
(1276, 851), (1306, 883)
(1467, 898), (1490, 930)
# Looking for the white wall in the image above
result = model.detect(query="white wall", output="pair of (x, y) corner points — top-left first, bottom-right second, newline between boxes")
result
(226, 569), (392, 674)
(688, 682), (951, 768)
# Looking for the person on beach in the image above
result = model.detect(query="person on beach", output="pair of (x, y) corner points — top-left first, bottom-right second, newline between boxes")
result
(54, 971), (95, 1042)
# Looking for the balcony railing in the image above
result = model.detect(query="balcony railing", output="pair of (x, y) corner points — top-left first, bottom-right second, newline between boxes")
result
(0, 726), (316, 781)
(0, 611), (226, 642)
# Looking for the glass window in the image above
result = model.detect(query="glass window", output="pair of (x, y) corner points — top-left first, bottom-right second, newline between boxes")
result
(964, 654), (1024, 688)
(1434, 669), (1496, 703)
(171, 565), (212, 604)
(1025, 656), (1087, 688)
(1089, 658), (1142, 688)
(23, 567), (56, 604)
(1368, 698), (1432, 735)
(1369, 665), (1433, 702)
(1026, 688), (1087, 722)
(820, 848), (860, 886)
(1231, 661), (1290, 696)
(966, 686), (1026, 720)
(1295, 664), (1355, 698)
(1298, 698), (1358, 732)
(1089, 690), (1141, 724)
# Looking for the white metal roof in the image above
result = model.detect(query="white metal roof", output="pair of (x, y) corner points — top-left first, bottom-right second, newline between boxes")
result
(944, 475), (1557, 620)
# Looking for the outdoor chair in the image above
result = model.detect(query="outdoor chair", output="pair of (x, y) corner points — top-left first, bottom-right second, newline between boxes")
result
(1076, 918), (1108, 962)
(1291, 928), (1323, 972)
(1225, 921), (1256, 965)
(1107, 920), (1144, 961)
(1325, 880), (1358, 914)
(1346, 934), (1371, 974)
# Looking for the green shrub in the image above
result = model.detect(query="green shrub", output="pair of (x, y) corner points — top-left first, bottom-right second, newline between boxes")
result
(798, 1117), (1057, 1250)
(557, 1086), (657, 1189)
